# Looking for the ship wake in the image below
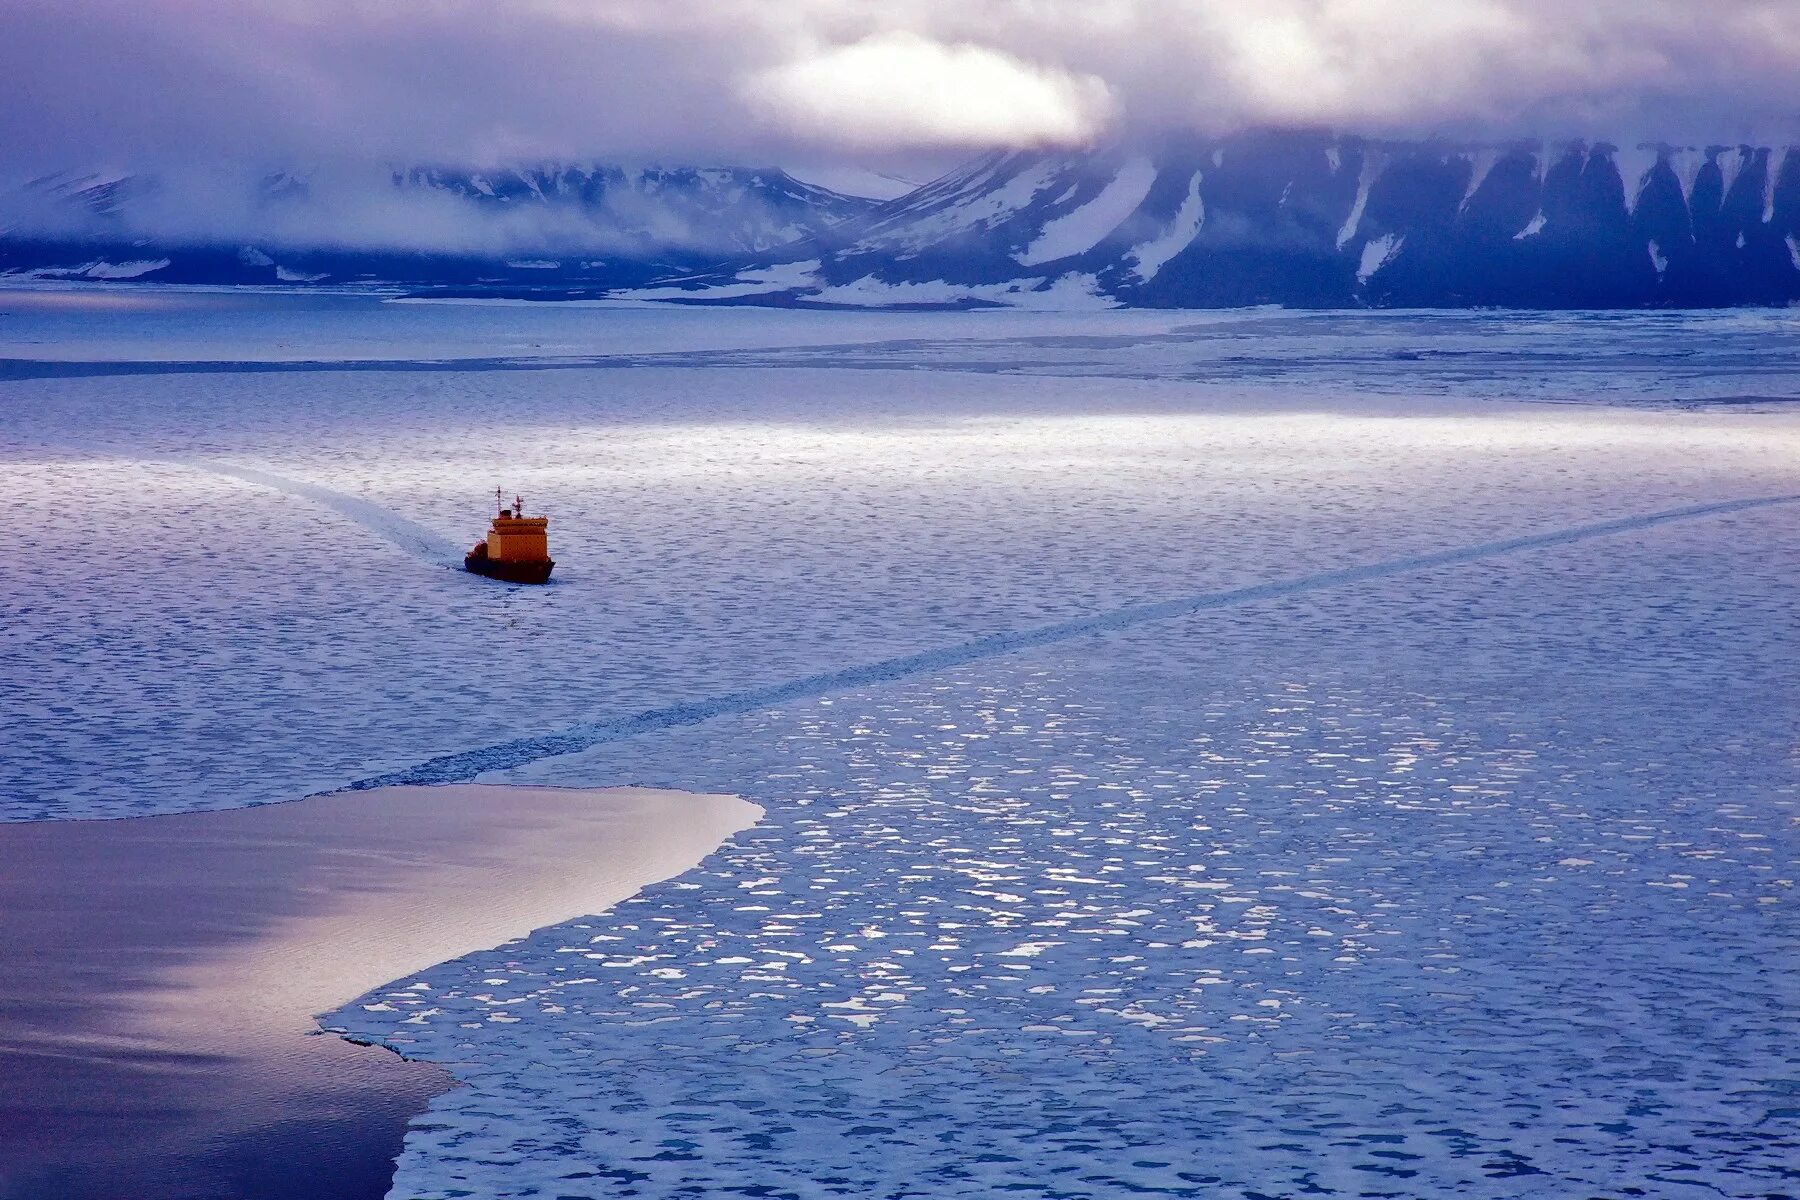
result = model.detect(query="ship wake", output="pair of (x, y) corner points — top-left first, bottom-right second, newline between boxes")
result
(345, 491), (1800, 792)
(191, 459), (465, 567)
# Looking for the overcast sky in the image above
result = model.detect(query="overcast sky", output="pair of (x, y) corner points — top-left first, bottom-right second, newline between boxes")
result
(3, 0), (1797, 175)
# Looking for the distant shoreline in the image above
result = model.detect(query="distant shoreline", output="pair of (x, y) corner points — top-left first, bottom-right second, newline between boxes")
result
(0, 783), (759, 1200)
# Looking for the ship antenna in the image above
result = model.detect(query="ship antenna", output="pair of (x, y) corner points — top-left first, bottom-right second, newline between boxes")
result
(495, 485), (503, 515)
(515, 493), (524, 516)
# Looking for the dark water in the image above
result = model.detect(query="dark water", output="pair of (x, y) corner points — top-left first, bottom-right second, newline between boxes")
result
(0, 784), (745, 1200)
(0, 813), (451, 1200)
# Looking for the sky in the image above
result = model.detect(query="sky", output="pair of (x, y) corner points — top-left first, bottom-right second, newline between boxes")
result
(3, 0), (1798, 179)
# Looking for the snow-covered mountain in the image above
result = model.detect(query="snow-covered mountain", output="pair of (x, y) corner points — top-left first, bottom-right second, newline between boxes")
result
(3, 170), (145, 226)
(388, 164), (873, 256)
(649, 135), (1800, 309)
(0, 164), (875, 287)
(7, 138), (1798, 307)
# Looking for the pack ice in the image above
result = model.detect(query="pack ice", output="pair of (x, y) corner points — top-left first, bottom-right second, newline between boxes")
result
(2, 302), (1796, 1199)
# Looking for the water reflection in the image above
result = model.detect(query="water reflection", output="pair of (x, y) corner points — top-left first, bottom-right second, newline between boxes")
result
(0, 784), (752, 1199)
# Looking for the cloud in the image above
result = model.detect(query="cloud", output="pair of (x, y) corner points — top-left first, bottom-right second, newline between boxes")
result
(1108, 0), (1800, 138)
(744, 32), (1115, 150)
(0, 0), (1795, 179)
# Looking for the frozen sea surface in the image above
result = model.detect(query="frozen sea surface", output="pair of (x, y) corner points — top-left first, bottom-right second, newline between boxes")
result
(2, 294), (1796, 1197)
(353, 522), (1800, 1199)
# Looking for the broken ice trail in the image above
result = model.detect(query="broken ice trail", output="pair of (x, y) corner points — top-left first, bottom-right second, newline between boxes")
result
(343, 491), (1800, 793)
(192, 460), (465, 567)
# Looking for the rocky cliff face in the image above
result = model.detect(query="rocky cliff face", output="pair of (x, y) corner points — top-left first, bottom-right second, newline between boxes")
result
(658, 136), (1800, 309)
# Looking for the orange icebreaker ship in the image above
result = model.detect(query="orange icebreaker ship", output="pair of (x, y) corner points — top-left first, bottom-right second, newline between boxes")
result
(466, 489), (555, 584)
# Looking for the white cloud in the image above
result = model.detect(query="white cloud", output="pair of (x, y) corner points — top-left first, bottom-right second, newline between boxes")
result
(0, 0), (1794, 173)
(744, 33), (1116, 150)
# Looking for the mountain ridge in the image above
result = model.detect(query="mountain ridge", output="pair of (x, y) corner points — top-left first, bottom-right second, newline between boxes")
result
(4, 137), (1797, 307)
(649, 135), (1800, 309)
(0, 163), (874, 289)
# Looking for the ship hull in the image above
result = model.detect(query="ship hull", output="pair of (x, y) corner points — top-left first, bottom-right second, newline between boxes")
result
(464, 554), (554, 584)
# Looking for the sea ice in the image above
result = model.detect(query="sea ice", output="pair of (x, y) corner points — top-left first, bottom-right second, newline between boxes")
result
(2, 299), (1795, 1198)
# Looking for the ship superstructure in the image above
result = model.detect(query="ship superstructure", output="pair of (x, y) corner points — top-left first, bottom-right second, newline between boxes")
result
(465, 489), (554, 584)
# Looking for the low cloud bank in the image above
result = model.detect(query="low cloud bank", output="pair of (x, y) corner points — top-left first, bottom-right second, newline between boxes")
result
(0, 1), (1794, 177)
(2, 164), (865, 258)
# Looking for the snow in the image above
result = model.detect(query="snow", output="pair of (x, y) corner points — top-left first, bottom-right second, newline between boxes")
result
(23, 259), (175, 281)
(1766, 148), (1789, 223)
(1789, 234), (1800, 270)
(1356, 232), (1402, 283)
(806, 271), (1115, 310)
(274, 266), (329, 283)
(510, 168), (548, 203)
(5, 300), (1799, 1200)
(1458, 148), (1501, 211)
(1127, 171), (1204, 282)
(1015, 158), (1158, 267)
(1336, 152), (1384, 250)
(1612, 144), (1663, 214)
(626, 259), (824, 302)
(1667, 147), (1709, 202)
(781, 164), (923, 201)
(855, 159), (1065, 254)
(1515, 211), (1547, 239)
(1717, 146), (1751, 199)
(1649, 239), (1668, 275)
(90, 260), (171, 279)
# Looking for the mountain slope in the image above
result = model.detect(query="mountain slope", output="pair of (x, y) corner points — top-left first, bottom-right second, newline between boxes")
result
(0, 164), (876, 287)
(7, 139), (1798, 307)
(646, 136), (1800, 309)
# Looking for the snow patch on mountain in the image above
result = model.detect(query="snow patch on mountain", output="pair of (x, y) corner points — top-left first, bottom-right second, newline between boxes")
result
(1765, 148), (1789, 223)
(1613, 145), (1661, 214)
(630, 259), (823, 301)
(22, 258), (171, 280)
(1015, 158), (1156, 266)
(808, 271), (1114, 310)
(1459, 149), (1501, 212)
(1127, 171), (1204, 282)
(275, 265), (329, 283)
(1665, 148), (1709, 202)
(854, 158), (1062, 255)
(785, 164), (927, 201)
(1337, 152), (1384, 250)
(1717, 146), (1751, 198)
(1357, 234), (1401, 284)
